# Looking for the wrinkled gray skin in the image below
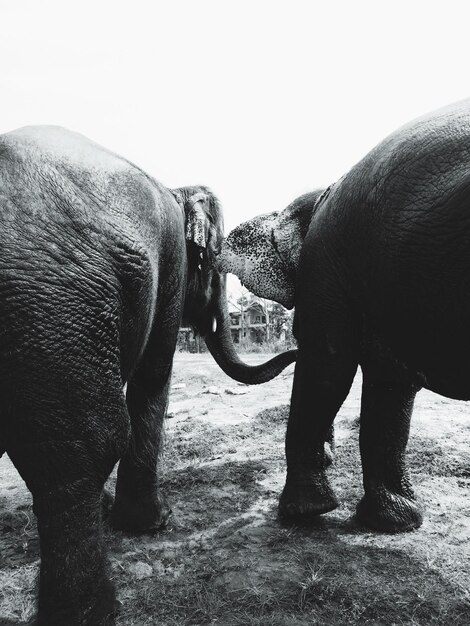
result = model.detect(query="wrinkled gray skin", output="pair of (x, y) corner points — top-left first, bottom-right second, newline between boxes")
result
(219, 189), (324, 309)
(219, 99), (470, 535)
(0, 126), (296, 626)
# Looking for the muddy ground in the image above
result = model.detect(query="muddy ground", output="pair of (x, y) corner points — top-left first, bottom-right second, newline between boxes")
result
(0, 353), (469, 625)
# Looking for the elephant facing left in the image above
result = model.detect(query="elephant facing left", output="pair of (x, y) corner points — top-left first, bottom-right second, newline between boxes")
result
(0, 126), (296, 625)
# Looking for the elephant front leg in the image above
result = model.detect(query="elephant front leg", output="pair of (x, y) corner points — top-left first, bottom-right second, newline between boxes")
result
(356, 377), (423, 532)
(279, 349), (357, 520)
(111, 363), (172, 533)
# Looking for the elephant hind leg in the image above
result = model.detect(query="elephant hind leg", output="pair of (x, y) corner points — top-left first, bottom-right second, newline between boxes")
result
(279, 344), (358, 520)
(278, 240), (361, 521)
(7, 388), (130, 626)
(356, 374), (423, 532)
(111, 326), (177, 533)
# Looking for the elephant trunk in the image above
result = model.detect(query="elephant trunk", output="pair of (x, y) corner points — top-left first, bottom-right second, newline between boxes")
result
(203, 275), (297, 384)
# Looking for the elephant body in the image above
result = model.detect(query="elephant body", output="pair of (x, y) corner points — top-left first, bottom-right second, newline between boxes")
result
(0, 126), (295, 625)
(219, 99), (470, 533)
(309, 102), (470, 400)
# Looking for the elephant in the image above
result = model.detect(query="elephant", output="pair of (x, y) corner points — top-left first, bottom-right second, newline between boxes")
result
(218, 99), (470, 534)
(0, 126), (296, 625)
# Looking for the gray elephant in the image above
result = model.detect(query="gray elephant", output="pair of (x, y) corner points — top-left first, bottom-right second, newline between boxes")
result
(0, 126), (295, 625)
(218, 99), (470, 534)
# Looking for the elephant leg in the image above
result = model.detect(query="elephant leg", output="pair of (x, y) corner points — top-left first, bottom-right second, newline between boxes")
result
(279, 341), (357, 520)
(356, 376), (423, 532)
(8, 392), (129, 626)
(111, 353), (174, 532)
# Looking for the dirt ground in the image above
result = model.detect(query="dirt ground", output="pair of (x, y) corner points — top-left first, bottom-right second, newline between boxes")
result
(0, 352), (469, 625)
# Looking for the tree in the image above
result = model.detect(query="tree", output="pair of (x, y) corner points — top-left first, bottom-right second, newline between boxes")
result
(270, 302), (289, 339)
(227, 284), (296, 348)
(228, 284), (251, 342)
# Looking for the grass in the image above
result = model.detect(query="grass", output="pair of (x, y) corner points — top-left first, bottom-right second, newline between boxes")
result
(407, 438), (470, 478)
(115, 522), (470, 625)
(112, 389), (470, 625)
(0, 358), (469, 625)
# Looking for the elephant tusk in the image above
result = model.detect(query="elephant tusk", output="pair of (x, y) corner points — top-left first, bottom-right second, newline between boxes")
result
(212, 316), (217, 333)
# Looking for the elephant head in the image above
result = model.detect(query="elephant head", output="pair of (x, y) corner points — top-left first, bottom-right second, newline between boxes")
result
(171, 186), (297, 383)
(216, 190), (325, 309)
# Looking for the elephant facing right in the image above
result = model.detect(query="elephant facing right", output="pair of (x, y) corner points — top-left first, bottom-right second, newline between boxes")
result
(218, 99), (470, 533)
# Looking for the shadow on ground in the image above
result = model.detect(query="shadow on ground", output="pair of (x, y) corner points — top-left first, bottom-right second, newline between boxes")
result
(1, 380), (469, 625)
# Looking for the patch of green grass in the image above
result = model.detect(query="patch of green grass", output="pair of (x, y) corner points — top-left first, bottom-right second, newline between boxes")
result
(256, 405), (290, 425)
(2, 384), (470, 626)
(117, 528), (470, 626)
(290, 537), (470, 625)
(163, 460), (268, 491)
(144, 402), (470, 626)
(163, 420), (223, 468)
(160, 460), (269, 533)
(0, 563), (37, 624)
(407, 436), (470, 478)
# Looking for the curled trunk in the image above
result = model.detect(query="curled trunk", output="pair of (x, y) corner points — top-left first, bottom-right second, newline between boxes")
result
(204, 277), (296, 384)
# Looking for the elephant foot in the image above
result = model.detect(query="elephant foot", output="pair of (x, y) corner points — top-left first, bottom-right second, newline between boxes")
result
(38, 578), (117, 626)
(279, 469), (339, 520)
(356, 486), (423, 533)
(82, 580), (119, 626)
(110, 492), (171, 533)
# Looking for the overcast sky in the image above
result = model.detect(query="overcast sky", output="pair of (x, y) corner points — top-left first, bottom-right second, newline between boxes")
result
(1, 1), (469, 237)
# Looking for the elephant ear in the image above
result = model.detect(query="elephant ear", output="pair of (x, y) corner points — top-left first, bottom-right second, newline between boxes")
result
(185, 192), (207, 248)
(272, 207), (305, 275)
(272, 189), (325, 273)
(171, 188), (184, 208)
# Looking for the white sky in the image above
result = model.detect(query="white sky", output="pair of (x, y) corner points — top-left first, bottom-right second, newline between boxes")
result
(1, 1), (469, 236)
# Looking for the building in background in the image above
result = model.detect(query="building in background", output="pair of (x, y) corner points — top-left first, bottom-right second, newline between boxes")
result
(177, 295), (294, 352)
(228, 299), (267, 344)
